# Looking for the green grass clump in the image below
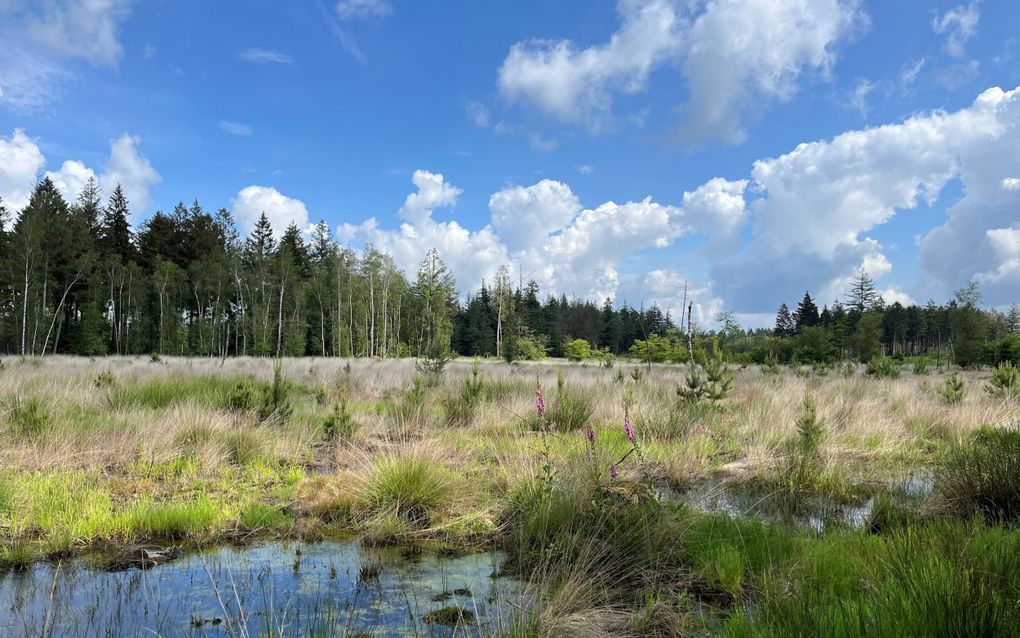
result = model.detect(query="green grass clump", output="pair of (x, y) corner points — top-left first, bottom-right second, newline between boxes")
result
(935, 425), (1020, 523)
(222, 429), (267, 466)
(3, 395), (50, 439)
(120, 497), (220, 540)
(239, 503), (292, 531)
(354, 456), (457, 528)
(109, 375), (238, 410)
(386, 374), (430, 428)
(725, 522), (1020, 637)
(547, 387), (596, 432)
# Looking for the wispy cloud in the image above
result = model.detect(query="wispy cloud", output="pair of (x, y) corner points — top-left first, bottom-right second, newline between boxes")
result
(238, 48), (294, 65)
(218, 120), (254, 136)
(335, 0), (392, 21)
(316, 0), (366, 64)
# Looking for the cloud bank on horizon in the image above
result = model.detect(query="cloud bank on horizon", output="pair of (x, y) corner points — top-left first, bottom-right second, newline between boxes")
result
(1, 0), (1018, 327)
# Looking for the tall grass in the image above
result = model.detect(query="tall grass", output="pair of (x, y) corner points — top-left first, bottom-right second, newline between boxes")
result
(935, 424), (1020, 523)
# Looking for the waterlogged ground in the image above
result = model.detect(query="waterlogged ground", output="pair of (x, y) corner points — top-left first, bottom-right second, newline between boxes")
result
(675, 471), (934, 532)
(0, 540), (525, 637)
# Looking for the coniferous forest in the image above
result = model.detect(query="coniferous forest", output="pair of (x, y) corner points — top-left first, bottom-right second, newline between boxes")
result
(1, 176), (1018, 366)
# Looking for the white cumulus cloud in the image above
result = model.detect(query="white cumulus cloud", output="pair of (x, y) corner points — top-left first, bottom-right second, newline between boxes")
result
(497, 0), (864, 143)
(231, 186), (311, 237)
(488, 180), (582, 252)
(0, 129), (47, 211)
(498, 0), (682, 128)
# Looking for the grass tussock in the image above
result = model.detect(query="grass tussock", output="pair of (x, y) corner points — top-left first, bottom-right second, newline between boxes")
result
(934, 424), (1020, 523)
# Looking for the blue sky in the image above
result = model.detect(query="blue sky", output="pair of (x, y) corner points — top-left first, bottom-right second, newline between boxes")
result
(1, 0), (1019, 326)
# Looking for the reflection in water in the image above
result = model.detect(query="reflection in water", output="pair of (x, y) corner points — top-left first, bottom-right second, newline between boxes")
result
(673, 471), (933, 532)
(0, 540), (525, 637)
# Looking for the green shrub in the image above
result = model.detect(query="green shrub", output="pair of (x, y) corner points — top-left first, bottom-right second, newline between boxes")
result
(939, 374), (967, 405)
(323, 399), (359, 441)
(564, 338), (593, 361)
(984, 361), (1019, 398)
(786, 394), (825, 493)
(866, 356), (901, 378)
(935, 425), (1020, 523)
(912, 359), (930, 375)
(677, 345), (733, 402)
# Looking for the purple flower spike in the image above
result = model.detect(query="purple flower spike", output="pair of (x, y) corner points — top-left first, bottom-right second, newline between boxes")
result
(609, 464), (618, 480)
(586, 425), (595, 442)
(624, 417), (634, 443)
(534, 389), (546, 417)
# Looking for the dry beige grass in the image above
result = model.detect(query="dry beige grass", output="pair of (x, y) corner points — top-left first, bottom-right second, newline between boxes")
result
(1, 355), (1012, 483)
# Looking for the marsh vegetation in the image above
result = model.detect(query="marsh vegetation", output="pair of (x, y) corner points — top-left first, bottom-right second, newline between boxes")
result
(1, 355), (1019, 636)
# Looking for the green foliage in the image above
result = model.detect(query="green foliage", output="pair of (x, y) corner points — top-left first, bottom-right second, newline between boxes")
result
(564, 338), (593, 361)
(984, 361), (1019, 398)
(939, 374), (967, 405)
(677, 344), (733, 402)
(936, 425), (1020, 523)
(912, 358), (930, 375)
(786, 393), (825, 492)
(866, 356), (901, 378)
(322, 399), (359, 441)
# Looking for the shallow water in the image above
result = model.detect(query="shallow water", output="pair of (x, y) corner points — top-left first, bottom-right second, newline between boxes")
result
(674, 471), (934, 532)
(0, 540), (526, 637)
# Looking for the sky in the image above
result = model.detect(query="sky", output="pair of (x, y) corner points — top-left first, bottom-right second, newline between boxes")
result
(1, 0), (1018, 327)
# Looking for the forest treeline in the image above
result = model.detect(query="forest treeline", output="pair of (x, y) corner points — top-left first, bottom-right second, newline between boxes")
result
(1, 177), (1017, 366)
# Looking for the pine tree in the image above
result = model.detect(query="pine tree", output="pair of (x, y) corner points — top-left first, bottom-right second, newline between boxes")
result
(794, 292), (820, 331)
(775, 303), (795, 336)
(845, 268), (878, 312)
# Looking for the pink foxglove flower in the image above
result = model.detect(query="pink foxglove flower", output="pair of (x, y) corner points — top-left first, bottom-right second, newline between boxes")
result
(534, 388), (546, 417)
(586, 425), (595, 442)
(609, 464), (618, 480)
(624, 417), (634, 443)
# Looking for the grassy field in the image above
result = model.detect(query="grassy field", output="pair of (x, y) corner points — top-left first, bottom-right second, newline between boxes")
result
(1, 355), (1018, 636)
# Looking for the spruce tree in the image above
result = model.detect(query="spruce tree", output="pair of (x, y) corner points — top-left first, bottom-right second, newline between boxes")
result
(101, 184), (135, 261)
(246, 212), (276, 257)
(794, 292), (820, 331)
